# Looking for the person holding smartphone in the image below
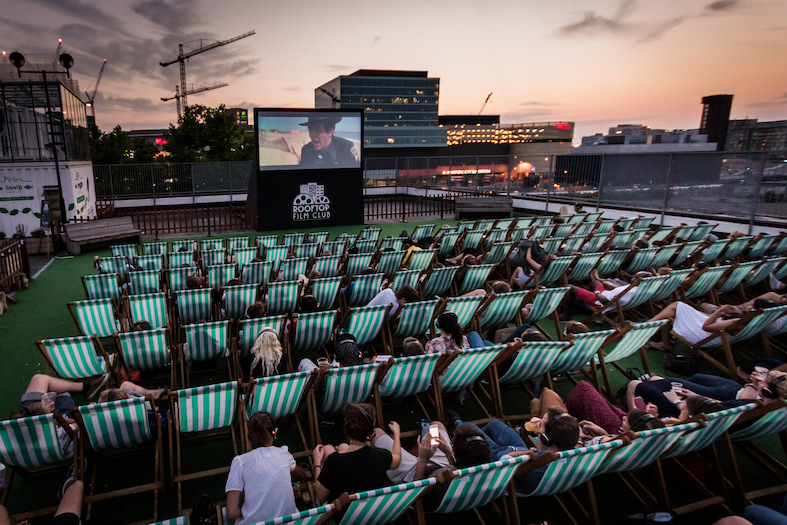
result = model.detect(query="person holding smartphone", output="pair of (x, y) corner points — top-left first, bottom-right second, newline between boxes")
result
(372, 420), (453, 484)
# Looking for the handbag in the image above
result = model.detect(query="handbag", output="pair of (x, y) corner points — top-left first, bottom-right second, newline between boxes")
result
(663, 353), (700, 376)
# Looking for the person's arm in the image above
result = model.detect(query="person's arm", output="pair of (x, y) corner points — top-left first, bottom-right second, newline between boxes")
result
(313, 445), (331, 504)
(291, 463), (307, 482)
(413, 435), (437, 480)
(225, 491), (243, 520)
(525, 248), (541, 271)
(388, 421), (402, 469)
(702, 305), (740, 331)
(579, 420), (607, 437)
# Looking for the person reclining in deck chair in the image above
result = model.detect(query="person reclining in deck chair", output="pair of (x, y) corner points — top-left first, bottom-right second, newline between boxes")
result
(646, 303), (744, 351)
(508, 239), (549, 288)
(568, 269), (653, 315)
(366, 284), (421, 320)
(0, 469), (86, 525)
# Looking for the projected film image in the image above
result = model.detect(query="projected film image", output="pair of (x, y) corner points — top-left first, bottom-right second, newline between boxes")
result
(256, 110), (362, 170)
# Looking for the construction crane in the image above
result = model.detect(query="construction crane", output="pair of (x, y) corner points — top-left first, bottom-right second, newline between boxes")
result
(161, 82), (229, 118)
(84, 58), (107, 129)
(478, 93), (493, 115)
(160, 29), (255, 117)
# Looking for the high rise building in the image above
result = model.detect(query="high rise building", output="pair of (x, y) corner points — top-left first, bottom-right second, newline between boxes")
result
(699, 94), (733, 151)
(726, 119), (787, 160)
(315, 69), (446, 148)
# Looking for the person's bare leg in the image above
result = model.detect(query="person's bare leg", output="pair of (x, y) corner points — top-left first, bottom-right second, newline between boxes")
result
(0, 504), (14, 525)
(589, 269), (601, 282)
(55, 480), (83, 518)
(649, 302), (679, 322)
(117, 381), (165, 399)
(25, 374), (83, 395)
(460, 289), (487, 298)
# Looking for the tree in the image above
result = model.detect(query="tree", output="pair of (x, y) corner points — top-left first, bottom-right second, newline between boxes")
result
(89, 126), (160, 164)
(163, 104), (252, 162)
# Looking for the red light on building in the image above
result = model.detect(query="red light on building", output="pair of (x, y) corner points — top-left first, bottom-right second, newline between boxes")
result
(155, 138), (168, 145)
(556, 123), (570, 130)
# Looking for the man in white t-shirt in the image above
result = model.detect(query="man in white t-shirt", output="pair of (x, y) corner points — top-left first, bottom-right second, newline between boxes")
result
(365, 284), (421, 319)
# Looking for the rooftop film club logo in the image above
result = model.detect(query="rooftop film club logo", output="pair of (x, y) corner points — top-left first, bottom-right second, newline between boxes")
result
(293, 183), (331, 221)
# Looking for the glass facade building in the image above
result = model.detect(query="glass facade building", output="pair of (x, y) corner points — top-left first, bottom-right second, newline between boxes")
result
(315, 70), (446, 148)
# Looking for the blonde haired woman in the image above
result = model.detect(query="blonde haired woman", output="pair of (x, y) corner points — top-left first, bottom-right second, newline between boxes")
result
(250, 328), (286, 377)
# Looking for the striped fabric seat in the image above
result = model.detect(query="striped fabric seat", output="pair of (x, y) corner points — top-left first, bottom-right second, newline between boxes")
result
(772, 237), (787, 256)
(600, 320), (668, 364)
(563, 235), (589, 254)
(634, 216), (655, 230)
(411, 224), (435, 241)
(200, 239), (223, 251)
(541, 237), (563, 254)
(147, 518), (186, 525)
(390, 269), (422, 292)
(167, 267), (195, 293)
(553, 224), (574, 238)
(223, 284), (258, 320)
(408, 249), (437, 271)
(247, 371), (312, 417)
(717, 261), (759, 294)
(393, 299), (440, 338)
(129, 269), (162, 295)
(202, 249), (225, 266)
(297, 242), (320, 260)
(573, 222), (596, 237)
(584, 234), (609, 253)
(494, 218), (515, 230)
(127, 292), (169, 328)
(142, 241), (167, 255)
(550, 329), (616, 376)
(620, 275), (670, 311)
(530, 225), (552, 240)
(98, 256), (129, 282)
(521, 287), (569, 323)
(730, 405), (787, 442)
(291, 310), (337, 353)
(360, 227), (382, 242)
(683, 265), (730, 300)
(611, 231), (636, 248)
(477, 291), (529, 330)
(176, 288), (213, 324)
(775, 259), (787, 281)
(311, 276), (343, 310)
(377, 354), (441, 398)
(421, 266), (459, 297)
(342, 478), (439, 525)
(438, 345), (504, 394)
(431, 456), (527, 514)
(443, 295), (485, 329)
(207, 264), (236, 290)
(256, 234), (278, 254)
(258, 504), (334, 525)
(116, 328), (170, 372)
(347, 273), (384, 307)
(83, 273), (121, 301)
(516, 217), (534, 229)
(510, 227), (528, 242)
(69, 298), (120, 337)
(662, 404), (753, 459)
(474, 219), (495, 232)
(625, 248), (659, 273)
(345, 253), (375, 277)
(377, 250), (406, 277)
(651, 244), (679, 269)
(599, 423), (697, 475)
(322, 240), (347, 257)
(380, 237), (405, 251)
(266, 245), (289, 268)
(595, 250), (629, 277)
(167, 251), (194, 269)
(111, 243), (137, 261)
(482, 242), (516, 266)
(233, 247), (257, 267)
(498, 341), (568, 384)
(356, 239), (377, 254)
(77, 397), (153, 452)
(743, 257), (785, 288)
(171, 240), (195, 252)
(313, 255), (342, 277)
(0, 413), (72, 468)
(307, 231), (329, 244)
(531, 256), (574, 287)
(184, 321), (229, 363)
(461, 229), (486, 252)
(649, 269), (692, 303)
(584, 212), (602, 222)
(135, 254), (165, 272)
(175, 381), (238, 433)
(242, 260), (273, 287)
(344, 305), (389, 345)
(691, 223), (717, 241)
(672, 241), (704, 266)
(279, 257), (309, 281)
(226, 236), (249, 253)
(721, 236), (752, 260)
(437, 231), (460, 257)
(320, 363), (381, 414)
(237, 315), (288, 357)
(746, 236), (776, 259)
(38, 336), (108, 380)
(699, 239), (730, 263)
(569, 253), (603, 282)
(457, 264), (496, 295)
(267, 280), (300, 314)
(284, 233), (305, 248)
(723, 305), (787, 346)
(518, 439), (625, 497)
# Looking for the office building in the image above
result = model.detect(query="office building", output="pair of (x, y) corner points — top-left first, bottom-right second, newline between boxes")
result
(578, 124), (713, 153)
(699, 94), (733, 151)
(440, 116), (574, 147)
(726, 119), (787, 160)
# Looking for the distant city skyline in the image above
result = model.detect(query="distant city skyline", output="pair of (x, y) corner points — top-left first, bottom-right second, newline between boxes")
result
(1, 0), (785, 144)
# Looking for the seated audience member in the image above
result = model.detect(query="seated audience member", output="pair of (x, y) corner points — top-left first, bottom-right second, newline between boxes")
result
(569, 269), (651, 313)
(11, 373), (111, 420)
(246, 301), (266, 319)
(401, 336), (425, 357)
(647, 303), (743, 351)
(248, 328), (286, 378)
(426, 312), (469, 355)
(0, 477), (86, 525)
(508, 240), (548, 288)
(373, 419), (452, 484)
(225, 411), (306, 525)
(366, 284), (421, 320)
(514, 409), (581, 494)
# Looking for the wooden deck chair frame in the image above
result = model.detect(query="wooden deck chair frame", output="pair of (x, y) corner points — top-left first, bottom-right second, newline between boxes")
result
(374, 353), (442, 436)
(67, 297), (123, 339)
(36, 334), (117, 383)
(82, 273), (122, 301)
(114, 327), (176, 390)
(333, 477), (439, 525)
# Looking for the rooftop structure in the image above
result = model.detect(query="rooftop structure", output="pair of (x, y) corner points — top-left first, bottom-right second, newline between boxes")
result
(726, 118), (787, 161)
(700, 94), (733, 151)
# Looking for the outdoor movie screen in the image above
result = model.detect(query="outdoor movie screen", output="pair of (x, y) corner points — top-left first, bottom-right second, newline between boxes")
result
(255, 109), (362, 171)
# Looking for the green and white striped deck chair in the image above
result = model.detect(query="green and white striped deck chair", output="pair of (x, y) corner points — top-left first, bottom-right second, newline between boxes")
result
(584, 234), (609, 253)
(346, 273), (384, 307)
(619, 275), (670, 313)
(392, 299), (441, 339)
(316, 363), (381, 415)
(341, 478), (439, 525)
(456, 220), (474, 233)
(437, 231), (461, 257)
(651, 244), (679, 269)
(83, 273), (121, 301)
(226, 236), (249, 253)
(390, 269), (422, 292)
(584, 212), (602, 222)
(672, 241), (703, 266)
(633, 217), (655, 230)
(724, 305), (787, 346)
(457, 264), (495, 295)
(98, 256), (129, 282)
(770, 237), (787, 256)
(474, 219), (495, 232)
(662, 404), (753, 460)
(594, 220), (616, 235)
(569, 252), (603, 282)
(202, 249), (225, 267)
(184, 320), (230, 364)
(111, 243), (137, 262)
(0, 413), (74, 470)
(116, 328), (171, 377)
(730, 405), (787, 443)
(246, 371), (313, 454)
(307, 231), (329, 245)
(596, 321), (668, 395)
(721, 236), (751, 260)
(313, 255), (342, 277)
(242, 261), (273, 287)
(338, 232), (358, 244)
(434, 345), (504, 420)
(521, 287), (570, 325)
(743, 257), (786, 288)
(167, 267), (195, 293)
(142, 241), (167, 255)
(200, 239), (223, 251)
(355, 239), (378, 254)
(510, 227), (528, 242)
(266, 245), (289, 268)
(147, 517), (186, 525)
(526, 256), (574, 288)
(717, 261), (759, 295)
(223, 284), (258, 320)
(443, 295), (486, 330)
(171, 239), (195, 252)
(284, 232), (305, 248)
(290, 310), (337, 353)
(775, 258), (787, 281)
(699, 239), (730, 263)
(531, 225), (552, 241)
(534, 216), (552, 226)
(360, 227), (382, 242)
(343, 304), (390, 345)
(345, 253), (375, 278)
(167, 251), (194, 269)
(573, 222), (597, 237)
(516, 217), (534, 230)
(691, 223), (717, 241)
(127, 292), (169, 329)
(176, 288), (213, 325)
(323, 239), (347, 257)
(279, 257), (309, 282)
(461, 229), (486, 252)
(377, 250), (406, 277)
(648, 228), (672, 244)
(746, 236), (776, 259)
(672, 225), (694, 241)
(429, 456), (527, 514)
(549, 329), (615, 379)
(130, 269), (163, 295)
(567, 214), (586, 225)
(380, 236), (405, 251)
(421, 266), (459, 298)
(553, 224), (574, 238)
(412, 223), (436, 241)
(558, 235), (585, 256)
(258, 504), (334, 525)
(600, 422), (699, 477)
(476, 291), (529, 331)
(649, 269), (692, 303)
(68, 298), (120, 338)
(256, 234), (279, 256)
(311, 276), (343, 310)
(297, 242), (319, 260)
(237, 315), (287, 359)
(233, 247), (257, 268)
(409, 248), (437, 271)
(541, 237), (563, 254)
(482, 242), (516, 266)
(376, 354), (441, 426)
(625, 248), (659, 273)
(135, 254), (165, 272)
(516, 440), (625, 498)
(616, 217), (635, 230)
(495, 218), (515, 230)
(497, 341), (567, 385)
(267, 280), (300, 314)
(595, 250), (629, 277)
(682, 265), (731, 300)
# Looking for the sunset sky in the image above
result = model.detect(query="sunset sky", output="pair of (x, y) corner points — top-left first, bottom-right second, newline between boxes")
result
(2, 0), (785, 143)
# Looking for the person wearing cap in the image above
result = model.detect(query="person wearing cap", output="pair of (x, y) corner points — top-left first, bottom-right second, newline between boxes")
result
(299, 115), (359, 168)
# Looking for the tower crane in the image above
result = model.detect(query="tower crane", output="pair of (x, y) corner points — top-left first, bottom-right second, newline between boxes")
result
(84, 58), (107, 129)
(160, 29), (255, 117)
(478, 93), (493, 115)
(161, 82), (229, 119)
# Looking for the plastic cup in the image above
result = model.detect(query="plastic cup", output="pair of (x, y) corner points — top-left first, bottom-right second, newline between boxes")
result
(317, 357), (330, 368)
(41, 392), (57, 412)
(524, 419), (540, 433)
(670, 382), (683, 392)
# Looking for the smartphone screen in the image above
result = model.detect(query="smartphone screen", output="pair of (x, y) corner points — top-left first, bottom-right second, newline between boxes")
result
(429, 424), (440, 446)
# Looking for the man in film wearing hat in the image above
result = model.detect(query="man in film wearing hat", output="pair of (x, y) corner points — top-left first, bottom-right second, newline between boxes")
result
(299, 115), (359, 167)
